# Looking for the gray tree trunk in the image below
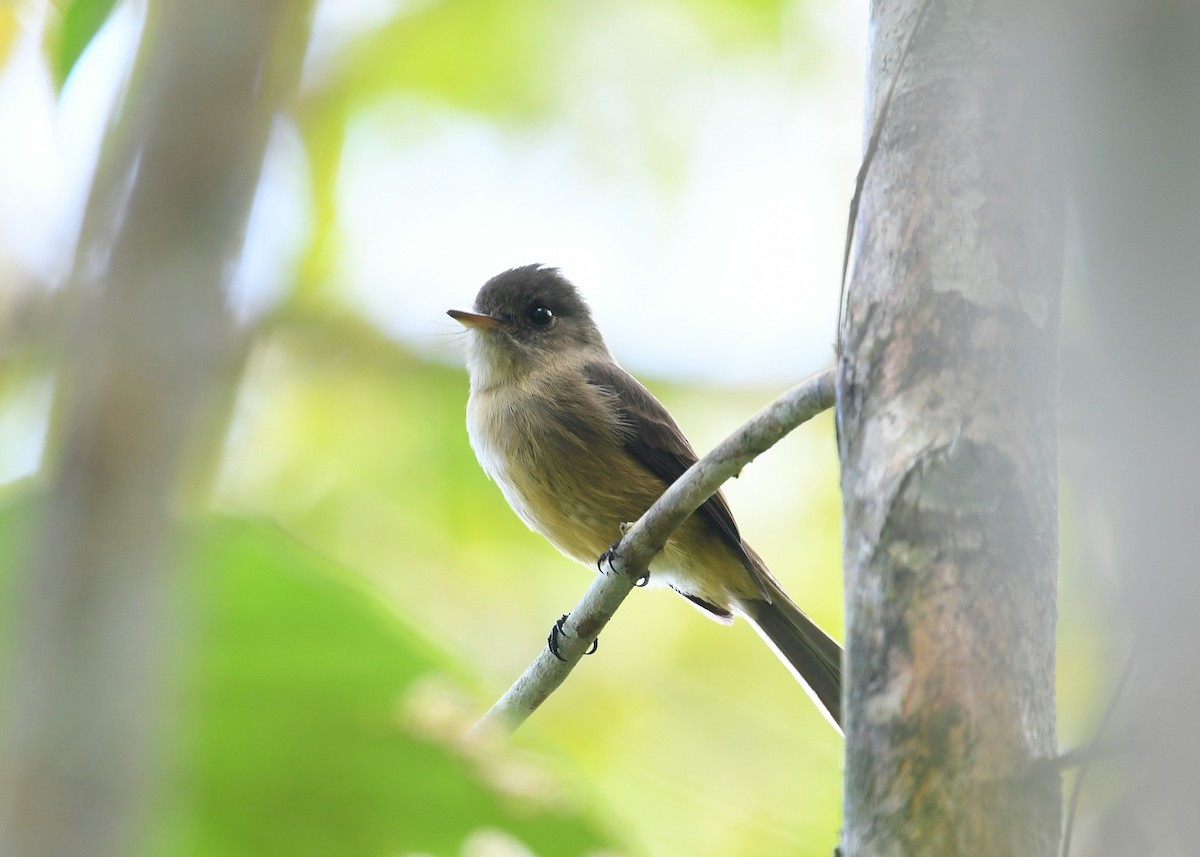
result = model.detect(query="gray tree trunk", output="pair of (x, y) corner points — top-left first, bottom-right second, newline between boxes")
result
(837, 2), (1063, 855)
(0, 3), (312, 856)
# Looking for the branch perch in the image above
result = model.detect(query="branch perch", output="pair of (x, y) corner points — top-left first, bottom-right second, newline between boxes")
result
(469, 366), (836, 738)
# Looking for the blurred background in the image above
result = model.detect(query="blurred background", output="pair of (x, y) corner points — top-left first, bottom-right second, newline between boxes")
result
(0, 1), (1111, 856)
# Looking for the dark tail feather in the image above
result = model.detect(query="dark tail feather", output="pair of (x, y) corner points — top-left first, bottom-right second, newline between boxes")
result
(739, 586), (843, 732)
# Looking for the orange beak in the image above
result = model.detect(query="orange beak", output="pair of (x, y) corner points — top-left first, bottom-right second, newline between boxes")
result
(447, 309), (506, 330)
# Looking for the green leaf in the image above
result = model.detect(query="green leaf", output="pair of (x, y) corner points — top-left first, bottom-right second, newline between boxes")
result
(48, 0), (121, 88)
(174, 515), (622, 856)
(0, 501), (621, 857)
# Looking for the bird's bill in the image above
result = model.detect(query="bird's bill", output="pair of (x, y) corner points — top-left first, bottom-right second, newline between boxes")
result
(447, 309), (506, 330)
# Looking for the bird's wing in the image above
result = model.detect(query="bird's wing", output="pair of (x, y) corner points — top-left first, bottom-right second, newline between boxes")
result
(582, 359), (772, 601)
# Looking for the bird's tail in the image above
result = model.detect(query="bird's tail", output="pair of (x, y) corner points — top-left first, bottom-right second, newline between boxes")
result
(738, 582), (843, 732)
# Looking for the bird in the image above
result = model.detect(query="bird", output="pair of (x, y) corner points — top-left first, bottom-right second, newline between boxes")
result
(449, 264), (842, 730)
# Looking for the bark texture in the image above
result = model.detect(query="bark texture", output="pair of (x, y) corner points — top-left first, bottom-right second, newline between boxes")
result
(837, 2), (1062, 855)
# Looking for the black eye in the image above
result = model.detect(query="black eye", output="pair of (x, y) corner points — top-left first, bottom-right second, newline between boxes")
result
(527, 305), (554, 327)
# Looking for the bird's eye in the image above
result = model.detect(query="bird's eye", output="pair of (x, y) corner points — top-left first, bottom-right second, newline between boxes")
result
(527, 305), (554, 327)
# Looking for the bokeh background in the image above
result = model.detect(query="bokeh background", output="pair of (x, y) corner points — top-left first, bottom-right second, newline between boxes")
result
(0, 1), (1110, 856)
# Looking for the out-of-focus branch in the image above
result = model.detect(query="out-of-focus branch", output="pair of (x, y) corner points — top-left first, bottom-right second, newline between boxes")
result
(1053, 0), (1200, 851)
(470, 367), (836, 738)
(0, 3), (312, 856)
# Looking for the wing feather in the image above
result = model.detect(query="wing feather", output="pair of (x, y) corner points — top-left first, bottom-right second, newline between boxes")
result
(582, 360), (772, 601)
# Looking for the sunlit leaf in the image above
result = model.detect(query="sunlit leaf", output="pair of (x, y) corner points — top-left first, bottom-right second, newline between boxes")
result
(47, 0), (121, 88)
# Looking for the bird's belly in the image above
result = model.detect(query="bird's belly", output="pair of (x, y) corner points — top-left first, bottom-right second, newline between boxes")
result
(467, 388), (656, 565)
(465, 388), (757, 613)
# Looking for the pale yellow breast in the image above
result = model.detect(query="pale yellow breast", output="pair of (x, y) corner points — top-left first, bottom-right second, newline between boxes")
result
(466, 371), (662, 565)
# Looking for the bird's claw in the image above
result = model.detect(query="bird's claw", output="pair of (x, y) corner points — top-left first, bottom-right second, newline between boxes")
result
(547, 614), (570, 661)
(596, 542), (650, 589)
(597, 523), (634, 573)
(547, 613), (598, 660)
(597, 540), (621, 574)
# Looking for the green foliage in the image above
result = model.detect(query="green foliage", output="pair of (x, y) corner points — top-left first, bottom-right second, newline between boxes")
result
(0, 501), (622, 857)
(684, 0), (793, 47)
(321, 0), (566, 119)
(46, 0), (121, 87)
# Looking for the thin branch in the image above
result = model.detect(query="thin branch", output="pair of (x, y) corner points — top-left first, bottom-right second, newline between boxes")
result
(469, 367), (837, 738)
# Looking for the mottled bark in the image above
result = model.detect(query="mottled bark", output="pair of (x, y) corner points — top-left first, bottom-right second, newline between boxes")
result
(0, 3), (312, 856)
(837, 2), (1063, 855)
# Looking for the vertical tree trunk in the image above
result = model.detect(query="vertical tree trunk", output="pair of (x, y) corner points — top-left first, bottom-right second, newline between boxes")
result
(837, 2), (1063, 855)
(0, 3), (311, 856)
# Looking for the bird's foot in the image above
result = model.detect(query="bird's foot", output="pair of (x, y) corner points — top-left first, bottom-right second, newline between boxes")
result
(596, 540), (621, 574)
(547, 613), (598, 661)
(597, 522), (636, 574)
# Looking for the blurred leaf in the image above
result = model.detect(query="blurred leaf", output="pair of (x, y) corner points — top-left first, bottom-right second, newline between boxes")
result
(0, 5), (21, 73)
(313, 0), (566, 120)
(171, 515), (622, 857)
(682, 0), (790, 48)
(0, 500), (622, 857)
(46, 0), (121, 87)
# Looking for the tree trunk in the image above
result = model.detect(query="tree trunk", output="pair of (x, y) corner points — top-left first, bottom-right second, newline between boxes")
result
(837, 2), (1063, 855)
(0, 3), (311, 856)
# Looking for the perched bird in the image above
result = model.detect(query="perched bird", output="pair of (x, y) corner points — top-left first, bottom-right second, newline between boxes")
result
(449, 265), (842, 729)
